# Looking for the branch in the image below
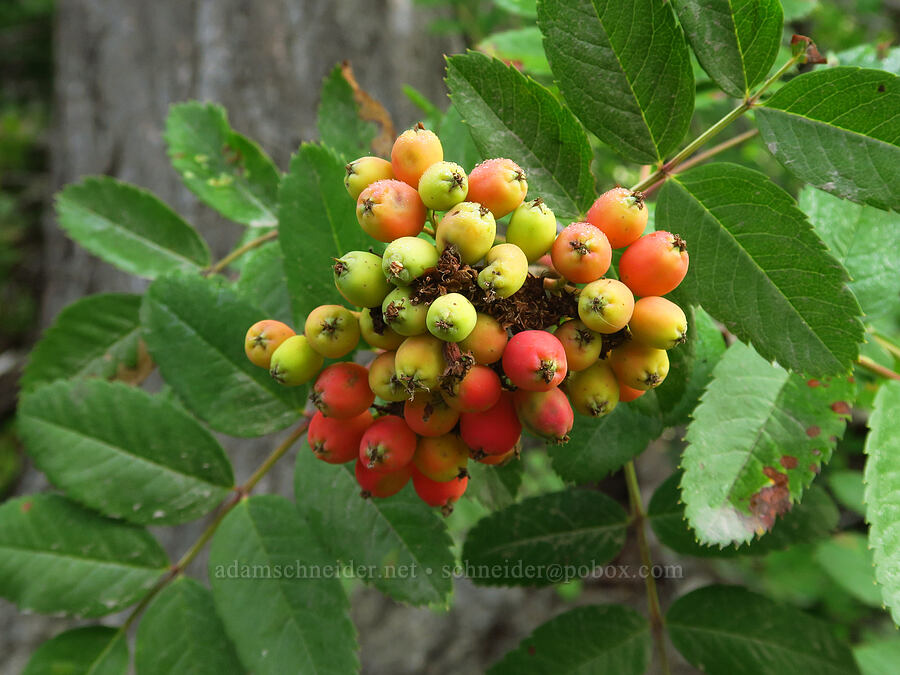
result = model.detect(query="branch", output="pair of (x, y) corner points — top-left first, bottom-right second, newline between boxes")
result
(205, 229), (279, 276)
(857, 356), (900, 381)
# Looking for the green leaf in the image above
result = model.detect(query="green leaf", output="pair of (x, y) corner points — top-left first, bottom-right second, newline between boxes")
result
(828, 45), (900, 76)
(0, 494), (168, 617)
(780, 0), (818, 20)
(165, 102), (280, 227)
(278, 143), (374, 325)
(445, 52), (594, 222)
(814, 532), (881, 607)
(18, 379), (233, 525)
(537, 0), (695, 164)
(667, 585), (861, 675)
(649, 472), (839, 557)
(141, 273), (307, 437)
(135, 577), (243, 675)
(461, 489), (628, 586)
(294, 448), (454, 606)
(855, 639), (900, 675)
(827, 469), (865, 514)
(493, 0), (536, 18)
(672, 0), (783, 98)
(21, 293), (142, 392)
(863, 380), (900, 624)
(55, 176), (209, 278)
(477, 27), (551, 76)
(656, 163), (864, 376)
(23, 627), (128, 675)
(755, 67), (900, 211)
(234, 242), (293, 325)
(488, 604), (650, 674)
(800, 186), (900, 332)
(465, 458), (522, 511)
(209, 495), (358, 674)
(439, 104), (481, 170)
(317, 64), (378, 160)
(681, 341), (855, 546)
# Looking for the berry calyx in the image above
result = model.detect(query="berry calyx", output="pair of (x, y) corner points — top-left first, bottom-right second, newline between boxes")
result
(618, 230), (689, 297)
(333, 251), (392, 308)
(585, 187), (648, 249)
(466, 158), (528, 218)
(502, 330), (568, 391)
(609, 342), (670, 391)
(355, 459), (411, 499)
(268, 335), (324, 386)
(577, 278), (635, 334)
(426, 293), (477, 342)
(391, 123), (444, 188)
(309, 410), (374, 464)
(435, 202), (497, 265)
(344, 156), (394, 200)
(356, 179), (426, 242)
(304, 305), (360, 359)
(628, 296), (687, 350)
(359, 415), (417, 472)
(310, 362), (374, 418)
(245, 320), (296, 369)
(418, 161), (468, 211)
(506, 198), (557, 263)
(551, 222), (612, 284)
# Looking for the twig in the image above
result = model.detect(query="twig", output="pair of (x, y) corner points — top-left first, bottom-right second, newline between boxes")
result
(205, 230), (279, 275)
(857, 356), (900, 381)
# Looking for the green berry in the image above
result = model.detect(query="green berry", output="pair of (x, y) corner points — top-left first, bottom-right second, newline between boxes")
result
(506, 198), (557, 262)
(417, 161), (468, 211)
(333, 251), (392, 308)
(382, 236), (439, 286)
(426, 293), (477, 342)
(382, 286), (428, 336)
(269, 335), (324, 386)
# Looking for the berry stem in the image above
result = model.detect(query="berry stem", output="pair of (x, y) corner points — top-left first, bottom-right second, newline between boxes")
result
(624, 460), (671, 675)
(870, 330), (900, 362)
(205, 229), (279, 276)
(857, 356), (900, 381)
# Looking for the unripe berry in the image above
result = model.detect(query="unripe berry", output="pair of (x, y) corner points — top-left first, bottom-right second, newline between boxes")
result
(269, 335), (324, 386)
(609, 342), (670, 391)
(512, 387), (574, 443)
(359, 307), (405, 350)
(554, 319), (603, 372)
(577, 278), (635, 334)
(466, 158), (528, 218)
(245, 320), (295, 369)
(418, 161), (468, 211)
(412, 467), (468, 513)
(333, 251), (392, 308)
(586, 188), (648, 249)
(404, 394), (460, 437)
(359, 415), (417, 472)
(356, 179), (426, 242)
(426, 293), (477, 342)
(618, 231), (689, 297)
(502, 330), (567, 391)
(435, 202), (496, 265)
(309, 410), (374, 464)
(458, 313), (508, 364)
(441, 365), (502, 413)
(460, 391), (522, 456)
(629, 297), (687, 349)
(565, 361), (620, 417)
(478, 243), (529, 299)
(382, 286), (428, 337)
(391, 123), (444, 188)
(355, 459), (411, 499)
(344, 156), (394, 200)
(395, 334), (447, 395)
(367, 351), (408, 402)
(304, 305), (360, 359)
(551, 222), (612, 284)
(311, 362), (374, 418)
(382, 236), (439, 286)
(413, 434), (469, 482)
(506, 198), (557, 262)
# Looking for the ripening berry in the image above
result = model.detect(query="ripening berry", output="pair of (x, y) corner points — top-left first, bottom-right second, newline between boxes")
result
(309, 410), (374, 464)
(382, 236), (439, 286)
(554, 319), (603, 372)
(512, 387), (574, 443)
(618, 381), (646, 402)
(245, 320), (296, 369)
(466, 158), (528, 218)
(395, 334), (447, 395)
(565, 361), (620, 417)
(355, 459), (412, 498)
(586, 188), (648, 249)
(344, 156), (394, 200)
(310, 362), (374, 419)
(629, 297), (687, 350)
(475, 446), (518, 465)
(412, 467), (469, 513)
(356, 179), (426, 243)
(391, 123), (444, 188)
(460, 391), (522, 456)
(435, 202), (497, 265)
(404, 394), (460, 437)
(304, 305), (360, 359)
(618, 231), (689, 297)
(382, 286), (428, 337)
(458, 313), (508, 365)
(609, 342), (670, 391)
(333, 251), (392, 308)
(367, 351), (408, 402)
(359, 307), (405, 350)
(506, 198), (557, 262)
(551, 222), (612, 284)
(413, 434), (469, 482)
(269, 335), (324, 386)
(441, 365), (502, 413)
(577, 278), (635, 334)
(418, 161), (468, 211)
(359, 415), (417, 472)
(502, 330), (568, 391)
(478, 243), (529, 299)
(426, 293), (477, 343)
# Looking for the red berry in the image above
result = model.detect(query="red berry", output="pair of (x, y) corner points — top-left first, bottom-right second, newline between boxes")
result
(355, 459), (412, 498)
(460, 391), (522, 456)
(585, 188), (648, 249)
(356, 179), (426, 243)
(512, 387), (574, 443)
(310, 362), (375, 419)
(404, 394), (460, 437)
(550, 222), (611, 284)
(618, 231), (689, 297)
(466, 158), (528, 219)
(308, 410), (374, 464)
(413, 434), (469, 481)
(502, 330), (568, 391)
(412, 467), (468, 513)
(359, 415), (417, 472)
(441, 365), (502, 413)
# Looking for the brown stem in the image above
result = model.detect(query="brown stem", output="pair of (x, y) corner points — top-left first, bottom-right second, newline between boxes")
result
(857, 356), (900, 381)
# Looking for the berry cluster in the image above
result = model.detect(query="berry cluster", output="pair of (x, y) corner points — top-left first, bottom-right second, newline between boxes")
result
(244, 123), (689, 514)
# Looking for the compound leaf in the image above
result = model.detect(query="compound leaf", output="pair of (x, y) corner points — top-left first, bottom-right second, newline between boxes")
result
(23, 627), (128, 675)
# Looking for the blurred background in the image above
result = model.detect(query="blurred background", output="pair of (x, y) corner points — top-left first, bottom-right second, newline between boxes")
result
(1, 0), (898, 672)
